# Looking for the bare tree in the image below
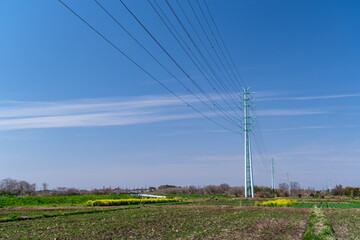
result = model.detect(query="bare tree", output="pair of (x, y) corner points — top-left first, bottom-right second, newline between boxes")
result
(188, 185), (197, 194)
(331, 185), (344, 196)
(42, 183), (48, 191)
(290, 182), (300, 196)
(0, 178), (36, 195)
(204, 185), (220, 195)
(226, 187), (243, 197)
(219, 183), (230, 193)
(0, 178), (18, 193)
(278, 182), (289, 192)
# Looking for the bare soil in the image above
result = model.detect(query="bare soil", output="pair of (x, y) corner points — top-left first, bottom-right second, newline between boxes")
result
(0, 206), (310, 239)
(154, 204), (312, 212)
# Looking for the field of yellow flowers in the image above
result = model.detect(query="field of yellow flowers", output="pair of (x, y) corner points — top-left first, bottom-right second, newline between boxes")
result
(85, 198), (177, 206)
(255, 199), (298, 207)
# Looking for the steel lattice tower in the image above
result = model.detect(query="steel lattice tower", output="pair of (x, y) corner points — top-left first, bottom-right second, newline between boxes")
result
(271, 158), (275, 194)
(242, 88), (254, 198)
(287, 173), (290, 195)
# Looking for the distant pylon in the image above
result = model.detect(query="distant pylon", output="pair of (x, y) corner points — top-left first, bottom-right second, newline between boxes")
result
(287, 172), (290, 195)
(271, 158), (275, 195)
(242, 88), (255, 198)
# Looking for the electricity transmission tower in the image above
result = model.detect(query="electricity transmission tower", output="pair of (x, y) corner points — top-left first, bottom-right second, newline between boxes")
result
(271, 158), (275, 195)
(242, 88), (255, 198)
(287, 173), (290, 195)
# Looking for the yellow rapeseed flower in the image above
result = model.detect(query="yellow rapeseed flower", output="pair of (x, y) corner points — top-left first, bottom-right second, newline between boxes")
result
(259, 199), (297, 207)
(85, 198), (177, 207)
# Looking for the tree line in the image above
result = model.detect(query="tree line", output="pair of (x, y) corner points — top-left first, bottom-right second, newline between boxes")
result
(0, 178), (358, 198)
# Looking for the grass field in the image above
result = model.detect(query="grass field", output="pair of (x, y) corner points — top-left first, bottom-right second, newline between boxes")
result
(0, 194), (139, 208)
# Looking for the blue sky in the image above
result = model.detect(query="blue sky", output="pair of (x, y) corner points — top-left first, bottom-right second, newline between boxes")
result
(0, 0), (359, 190)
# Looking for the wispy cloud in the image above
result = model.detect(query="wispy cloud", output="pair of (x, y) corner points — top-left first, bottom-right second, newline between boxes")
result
(264, 124), (359, 131)
(263, 126), (333, 131)
(289, 94), (360, 100)
(0, 95), (208, 131)
(0, 112), (203, 131)
(258, 93), (360, 101)
(0, 92), (336, 131)
(255, 109), (329, 116)
(158, 129), (230, 136)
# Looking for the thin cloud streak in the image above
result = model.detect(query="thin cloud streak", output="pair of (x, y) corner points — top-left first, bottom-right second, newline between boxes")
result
(0, 94), (330, 131)
(257, 93), (360, 101)
(263, 124), (358, 132)
(0, 112), (203, 131)
(291, 94), (360, 100)
(263, 126), (333, 131)
(0, 96), (191, 119)
(0, 95), (207, 131)
(256, 109), (329, 116)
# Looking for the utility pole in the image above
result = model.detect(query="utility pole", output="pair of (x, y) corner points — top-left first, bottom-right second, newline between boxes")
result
(287, 172), (290, 195)
(271, 158), (275, 196)
(242, 88), (254, 198)
(328, 178), (331, 193)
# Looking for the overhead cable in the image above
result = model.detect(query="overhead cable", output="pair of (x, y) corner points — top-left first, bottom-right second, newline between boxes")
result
(57, 0), (239, 134)
(118, 0), (240, 125)
(94, 0), (239, 128)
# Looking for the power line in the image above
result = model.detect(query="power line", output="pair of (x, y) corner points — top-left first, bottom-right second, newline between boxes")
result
(252, 110), (285, 174)
(93, 0), (238, 129)
(57, 0), (238, 134)
(57, 0), (279, 192)
(176, 0), (241, 98)
(187, 0), (274, 190)
(191, 0), (242, 93)
(185, 0), (240, 99)
(253, 133), (271, 169)
(247, 119), (272, 183)
(202, 0), (248, 88)
(149, 0), (242, 113)
(196, 0), (275, 187)
(118, 0), (239, 126)
(164, 0), (242, 118)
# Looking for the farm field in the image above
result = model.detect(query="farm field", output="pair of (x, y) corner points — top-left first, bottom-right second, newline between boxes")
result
(0, 195), (359, 239)
(0, 205), (310, 240)
(0, 209), (78, 218)
(190, 196), (360, 209)
(326, 209), (360, 240)
(189, 198), (256, 207)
